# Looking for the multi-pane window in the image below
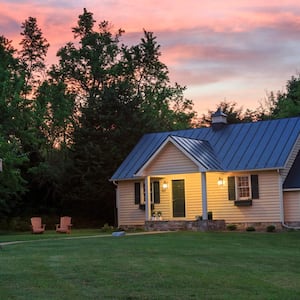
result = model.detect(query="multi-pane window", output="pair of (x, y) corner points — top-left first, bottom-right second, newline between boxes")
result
(237, 176), (250, 199)
(134, 181), (160, 205)
(228, 174), (259, 203)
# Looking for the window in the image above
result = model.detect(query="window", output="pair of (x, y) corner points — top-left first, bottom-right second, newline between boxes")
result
(228, 175), (259, 204)
(237, 176), (250, 199)
(134, 181), (160, 206)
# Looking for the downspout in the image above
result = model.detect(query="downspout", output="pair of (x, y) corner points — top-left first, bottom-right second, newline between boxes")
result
(278, 170), (300, 230)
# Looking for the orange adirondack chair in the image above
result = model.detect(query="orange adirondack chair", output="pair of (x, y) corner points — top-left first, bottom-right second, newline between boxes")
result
(56, 216), (72, 233)
(30, 217), (46, 234)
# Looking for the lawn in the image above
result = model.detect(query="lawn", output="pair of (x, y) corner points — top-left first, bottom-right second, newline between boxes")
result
(1, 230), (300, 299)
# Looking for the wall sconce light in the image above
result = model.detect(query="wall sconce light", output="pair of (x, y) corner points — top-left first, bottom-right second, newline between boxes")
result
(162, 181), (168, 190)
(217, 177), (224, 186)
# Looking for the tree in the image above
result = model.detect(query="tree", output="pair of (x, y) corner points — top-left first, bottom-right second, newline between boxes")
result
(53, 9), (196, 223)
(36, 79), (75, 148)
(17, 17), (72, 217)
(0, 36), (29, 217)
(19, 16), (50, 97)
(269, 75), (300, 118)
(201, 101), (249, 125)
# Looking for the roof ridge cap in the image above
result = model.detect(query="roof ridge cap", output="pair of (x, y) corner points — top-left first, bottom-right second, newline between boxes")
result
(169, 135), (207, 142)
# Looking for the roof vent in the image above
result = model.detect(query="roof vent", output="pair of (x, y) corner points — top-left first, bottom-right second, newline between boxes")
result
(211, 108), (227, 130)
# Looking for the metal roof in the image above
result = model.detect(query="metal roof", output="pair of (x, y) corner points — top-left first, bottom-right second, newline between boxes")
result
(170, 136), (222, 171)
(111, 117), (300, 180)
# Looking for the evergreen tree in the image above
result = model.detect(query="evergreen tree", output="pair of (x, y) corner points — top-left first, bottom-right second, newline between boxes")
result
(19, 16), (49, 97)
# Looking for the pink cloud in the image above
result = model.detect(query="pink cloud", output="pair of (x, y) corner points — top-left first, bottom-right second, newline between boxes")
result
(1, 0), (300, 115)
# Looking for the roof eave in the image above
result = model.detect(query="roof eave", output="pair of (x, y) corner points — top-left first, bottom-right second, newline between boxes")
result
(283, 188), (300, 191)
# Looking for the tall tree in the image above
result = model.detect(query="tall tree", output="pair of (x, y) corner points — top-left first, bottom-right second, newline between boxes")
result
(0, 36), (29, 217)
(53, 9), (196, 223)
(19, 16), (50, 98)
(17, 17), (69, 216)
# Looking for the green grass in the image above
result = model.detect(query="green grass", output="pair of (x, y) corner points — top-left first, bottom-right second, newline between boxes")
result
(1, 231), (300, 299)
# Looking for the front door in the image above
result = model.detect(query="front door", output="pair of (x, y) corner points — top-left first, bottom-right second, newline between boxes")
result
(172, 179), (185, 217)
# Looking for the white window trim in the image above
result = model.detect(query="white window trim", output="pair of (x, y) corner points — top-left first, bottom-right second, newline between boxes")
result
(139, 181), (158, 204)
(236, 175), (252, 200)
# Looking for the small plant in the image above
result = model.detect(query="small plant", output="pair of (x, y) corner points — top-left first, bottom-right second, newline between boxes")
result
(246, 226), (256, 232)
(227, 224), (237, 231)
(266, 225), (276, 232)
(157, 211), (162, 217)
(100, 223), (114, 232)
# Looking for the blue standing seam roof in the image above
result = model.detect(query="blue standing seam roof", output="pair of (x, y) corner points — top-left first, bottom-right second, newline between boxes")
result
(170, 136), (223, 170)
(111, 117), (300, 180)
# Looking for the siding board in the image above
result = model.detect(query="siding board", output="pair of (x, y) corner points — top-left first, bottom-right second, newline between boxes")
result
(118, 182), (145, 226)
(206, 171), (281, 223)
(145, 142), (199, 175)
(117, 171), (283, 225)
(284, 191), (300, 222)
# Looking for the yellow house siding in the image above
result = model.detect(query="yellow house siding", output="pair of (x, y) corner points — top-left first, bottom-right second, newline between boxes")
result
(145, 142), (199, 175)
(284, 191), (300, 222)
(185, 173), (202, 219)
(117, 181), (145, 226)
(206, 171), (281, 223)
(153, 177), (172, 220)
(148, 173), (202, 221)
(118, 171), (283, 225)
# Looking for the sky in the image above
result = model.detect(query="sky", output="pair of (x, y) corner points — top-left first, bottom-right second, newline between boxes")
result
(1, 0), (300, 116)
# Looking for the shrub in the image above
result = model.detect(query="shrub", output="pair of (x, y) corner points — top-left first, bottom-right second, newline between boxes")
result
(246, 226), (256, 232)
(8, 217), (30, 232)
(227, 224), (237, 231)
(100, 223), (115, 232)
(266, 225), (276, 232)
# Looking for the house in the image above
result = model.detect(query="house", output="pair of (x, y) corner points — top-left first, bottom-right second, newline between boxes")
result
(110, 112), (300, 230)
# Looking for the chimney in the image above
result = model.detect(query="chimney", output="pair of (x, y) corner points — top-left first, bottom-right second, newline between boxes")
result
(211, 108), (227, 130)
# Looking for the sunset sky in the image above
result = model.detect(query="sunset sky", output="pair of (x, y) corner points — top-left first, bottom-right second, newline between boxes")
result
(1, 0), (300, 115)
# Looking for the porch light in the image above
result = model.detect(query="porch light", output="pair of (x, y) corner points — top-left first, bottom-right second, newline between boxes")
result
(217, 177), (224, 186)
(162, 181), (168, 190)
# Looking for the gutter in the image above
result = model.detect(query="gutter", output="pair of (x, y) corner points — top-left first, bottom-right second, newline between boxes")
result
(278, 170), (300, 230)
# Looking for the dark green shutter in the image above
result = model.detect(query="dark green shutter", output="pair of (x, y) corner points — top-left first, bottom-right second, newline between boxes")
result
(134, 182), (141, 204)
(228, 176), (236, 200)
(153, 181), (160, 204)
(251, 175), (259, 199)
